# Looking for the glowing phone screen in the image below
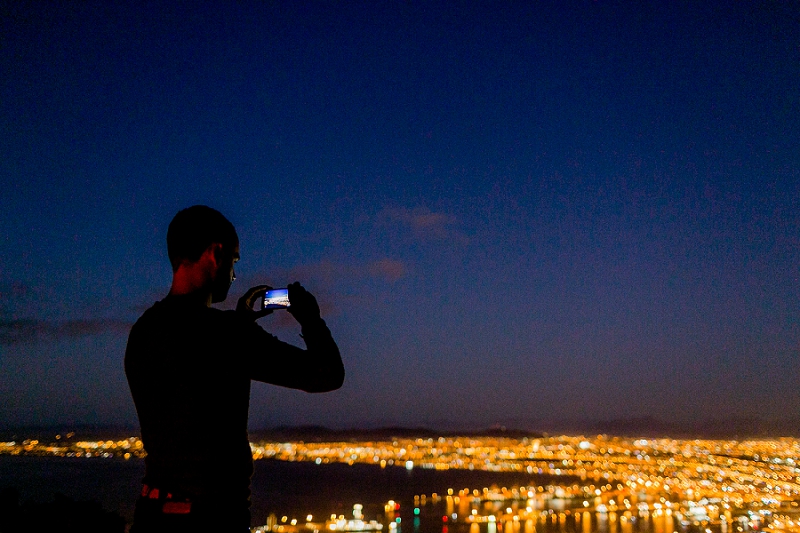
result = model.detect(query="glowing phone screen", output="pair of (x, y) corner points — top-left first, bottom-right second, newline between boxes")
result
(263, 288), (290, 309)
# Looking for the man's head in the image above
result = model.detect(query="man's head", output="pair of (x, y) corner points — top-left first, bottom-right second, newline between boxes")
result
(167, 206), (239, 303)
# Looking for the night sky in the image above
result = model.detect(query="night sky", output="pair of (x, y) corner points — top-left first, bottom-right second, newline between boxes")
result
(1, 1), (798, 431)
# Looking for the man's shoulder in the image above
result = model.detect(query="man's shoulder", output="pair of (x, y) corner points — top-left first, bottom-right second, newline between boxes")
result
(126, 300), (238, 359)
(131, 299), (246, 332)
(131, 298), (170, 327)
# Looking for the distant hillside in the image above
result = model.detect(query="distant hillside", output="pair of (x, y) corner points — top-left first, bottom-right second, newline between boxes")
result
(0, 424), (139, 442)
(3, 417), (800, 442)
(248, 425), (542, 442)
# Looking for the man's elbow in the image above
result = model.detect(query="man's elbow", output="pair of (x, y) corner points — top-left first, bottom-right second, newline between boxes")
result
(303, 367), (345, 393)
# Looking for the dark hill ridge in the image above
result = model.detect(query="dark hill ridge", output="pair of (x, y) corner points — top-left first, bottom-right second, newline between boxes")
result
(0, 425), (139, 442)
(4, 417), (800, 442)
(248, 425), (541, 442)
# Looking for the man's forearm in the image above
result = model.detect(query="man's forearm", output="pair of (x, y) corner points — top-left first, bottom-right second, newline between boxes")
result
(299, 319), (344, 392)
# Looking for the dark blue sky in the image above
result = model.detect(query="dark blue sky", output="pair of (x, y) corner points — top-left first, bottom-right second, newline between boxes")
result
(1, 1), (798, 430)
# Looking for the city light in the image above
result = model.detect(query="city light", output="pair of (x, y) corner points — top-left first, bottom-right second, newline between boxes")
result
(6, 434), (800, 531)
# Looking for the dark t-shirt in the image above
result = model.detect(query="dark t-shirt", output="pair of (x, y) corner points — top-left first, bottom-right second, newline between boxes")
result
(124, 294), (343, 505)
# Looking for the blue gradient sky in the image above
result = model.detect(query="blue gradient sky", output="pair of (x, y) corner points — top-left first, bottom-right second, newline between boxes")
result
(1, 1), (798, 429)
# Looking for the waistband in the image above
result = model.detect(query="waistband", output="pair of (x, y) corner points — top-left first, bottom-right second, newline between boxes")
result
(141, 484), (192, 514)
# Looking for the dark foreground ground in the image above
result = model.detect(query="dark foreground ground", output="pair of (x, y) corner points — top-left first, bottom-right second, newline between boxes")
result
(0, 455), (570, 531)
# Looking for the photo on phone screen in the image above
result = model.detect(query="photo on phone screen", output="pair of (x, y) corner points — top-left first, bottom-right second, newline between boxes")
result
(262, 288), (290, 309)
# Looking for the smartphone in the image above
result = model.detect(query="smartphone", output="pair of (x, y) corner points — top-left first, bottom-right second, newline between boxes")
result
(262, 288), (290, 310)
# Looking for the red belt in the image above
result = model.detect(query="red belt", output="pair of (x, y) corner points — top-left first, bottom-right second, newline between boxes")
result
(141, 484), (192, 515)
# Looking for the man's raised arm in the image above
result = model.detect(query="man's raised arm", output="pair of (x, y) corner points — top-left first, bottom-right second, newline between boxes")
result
(239, 282), (344, 392)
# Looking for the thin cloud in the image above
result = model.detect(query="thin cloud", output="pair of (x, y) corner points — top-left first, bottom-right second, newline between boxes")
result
(0, 318), (133, 345)
(367, 259), (406, 282)
(379, 206), (466, 242)
(289, 258), (408, 285)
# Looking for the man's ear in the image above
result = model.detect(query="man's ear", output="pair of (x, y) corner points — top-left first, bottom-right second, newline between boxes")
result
(204, 243), (224, 269)
(211, 243), (225, 264)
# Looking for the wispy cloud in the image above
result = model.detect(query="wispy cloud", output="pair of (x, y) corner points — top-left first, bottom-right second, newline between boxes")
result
(379, 206), (466, 242)
(0, 318), (133, 345)
(367, 259), (406, 282)
(289, 258), (408, 285)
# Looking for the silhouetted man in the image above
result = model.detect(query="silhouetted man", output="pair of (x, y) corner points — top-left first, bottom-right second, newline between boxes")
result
(125, 205), (344, 533)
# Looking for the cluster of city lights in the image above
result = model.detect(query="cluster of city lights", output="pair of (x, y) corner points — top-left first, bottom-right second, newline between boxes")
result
(248, 435), (800, 505)
(4, 434), (800, 531)
(0, 435), (142, 460)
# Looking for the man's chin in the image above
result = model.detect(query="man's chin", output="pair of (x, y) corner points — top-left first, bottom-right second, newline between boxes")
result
(211, 289), (229, 304)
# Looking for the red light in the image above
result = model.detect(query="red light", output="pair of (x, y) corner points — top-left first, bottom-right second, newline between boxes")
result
(442, 516), (448, 522)
(395, 503), (401, 511)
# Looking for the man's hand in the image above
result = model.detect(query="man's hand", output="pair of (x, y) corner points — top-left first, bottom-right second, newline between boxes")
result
(236, 285), (274, 320)
(287, 282), (321, 325)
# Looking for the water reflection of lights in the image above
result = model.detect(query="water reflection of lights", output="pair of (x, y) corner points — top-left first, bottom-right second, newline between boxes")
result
(405, 485), (800, 533)
(252, 468), (800, 533)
